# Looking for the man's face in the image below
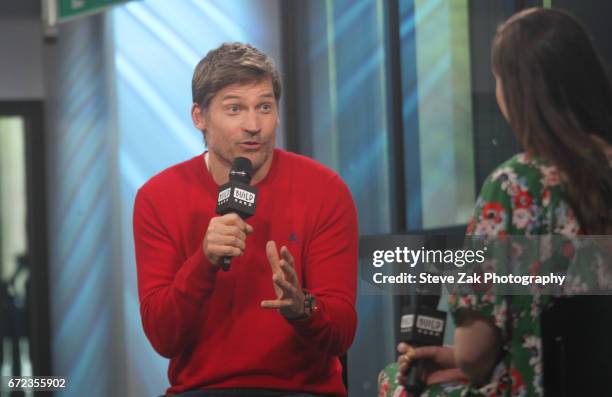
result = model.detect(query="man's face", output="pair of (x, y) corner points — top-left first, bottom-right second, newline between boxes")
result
(196, 79), (278, 175)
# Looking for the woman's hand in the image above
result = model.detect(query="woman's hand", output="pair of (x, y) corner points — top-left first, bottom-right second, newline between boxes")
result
(397, 343), (466, 387)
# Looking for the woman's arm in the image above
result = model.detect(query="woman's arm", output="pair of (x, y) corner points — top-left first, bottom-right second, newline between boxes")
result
(453, 311), (502, 385)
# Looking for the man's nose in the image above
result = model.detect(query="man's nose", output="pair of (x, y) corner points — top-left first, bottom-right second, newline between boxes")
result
(242, 110), (261, 133)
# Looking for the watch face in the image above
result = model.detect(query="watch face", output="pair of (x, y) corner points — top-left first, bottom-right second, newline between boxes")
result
(304, 293), (317, 317)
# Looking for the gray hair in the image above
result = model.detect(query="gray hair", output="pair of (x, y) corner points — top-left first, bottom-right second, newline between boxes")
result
(192, 42), (281, 109)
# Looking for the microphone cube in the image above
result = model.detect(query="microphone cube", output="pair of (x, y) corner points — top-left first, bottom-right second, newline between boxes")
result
(216, 181), (258, 219)
(399, 306), (446, 346)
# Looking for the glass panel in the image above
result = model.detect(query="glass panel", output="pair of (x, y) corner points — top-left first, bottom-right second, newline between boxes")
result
(297, 1), (397, 393)
(305, 0), (393, 235)
(400, 0), (475, 230)
(0, 116), (32, 383)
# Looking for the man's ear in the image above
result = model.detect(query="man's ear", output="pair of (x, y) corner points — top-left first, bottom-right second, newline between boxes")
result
(191, 103), (206, 131)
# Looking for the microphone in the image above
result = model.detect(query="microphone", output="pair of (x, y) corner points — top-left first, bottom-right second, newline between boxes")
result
(399, 276), (446, 395)
(215, 157), (258, 271)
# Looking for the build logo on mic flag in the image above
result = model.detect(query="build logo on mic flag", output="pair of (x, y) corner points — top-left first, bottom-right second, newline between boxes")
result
(233, 187), (255, 206)
(218, 187), (231, 205)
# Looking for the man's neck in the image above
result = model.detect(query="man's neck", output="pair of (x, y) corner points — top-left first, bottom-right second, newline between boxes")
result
(206, 152), (272, 185)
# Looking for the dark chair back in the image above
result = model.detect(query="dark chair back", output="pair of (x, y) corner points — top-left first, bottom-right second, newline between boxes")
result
(339, 353), (348, 389)
(541, 295), (612, 397)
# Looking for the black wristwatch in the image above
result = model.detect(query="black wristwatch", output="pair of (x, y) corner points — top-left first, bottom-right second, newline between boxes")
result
(303, 291), (317, 317)
(290, 291), (318, 321)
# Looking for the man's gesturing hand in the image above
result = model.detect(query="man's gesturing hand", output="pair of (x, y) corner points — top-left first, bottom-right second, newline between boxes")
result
(203, 213), (253, 266)
(261, 241), (305, 319)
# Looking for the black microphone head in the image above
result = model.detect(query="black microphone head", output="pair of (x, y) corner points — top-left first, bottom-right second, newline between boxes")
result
(217, 157), (257, 218)
(414, 276), (442, 309)
(229, 157), (253, 184)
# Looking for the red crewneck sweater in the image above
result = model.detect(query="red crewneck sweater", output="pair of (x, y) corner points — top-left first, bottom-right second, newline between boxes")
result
(133, 149), (358, 395)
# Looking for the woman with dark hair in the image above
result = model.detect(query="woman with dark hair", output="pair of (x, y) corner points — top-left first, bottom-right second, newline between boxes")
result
(379, 7), (612, 397)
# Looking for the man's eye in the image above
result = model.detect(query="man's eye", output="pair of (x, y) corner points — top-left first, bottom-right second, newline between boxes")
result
(260, 103), (273, 112)
(228, 105), (240, 113)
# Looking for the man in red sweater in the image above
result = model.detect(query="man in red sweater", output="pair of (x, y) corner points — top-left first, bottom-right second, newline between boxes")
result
(133, 43), (358, 396)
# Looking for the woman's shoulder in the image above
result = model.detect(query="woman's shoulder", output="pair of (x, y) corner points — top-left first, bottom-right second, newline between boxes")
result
(484, 152), (563, 195)
(476, 153), (579, 236)
(492, 152), (555, 177)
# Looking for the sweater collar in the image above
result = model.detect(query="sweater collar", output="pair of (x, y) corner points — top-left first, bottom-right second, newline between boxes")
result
(197, 148), (281, 189)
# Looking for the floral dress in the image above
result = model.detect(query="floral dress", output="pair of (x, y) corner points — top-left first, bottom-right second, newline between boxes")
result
(378, 153), (594, 397)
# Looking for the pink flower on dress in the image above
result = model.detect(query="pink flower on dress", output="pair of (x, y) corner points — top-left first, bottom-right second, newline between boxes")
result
(378, 380), (389, 397)
(509, 184), (521, 196)
(555, 207), (581, 236)
(540, 165), (560, 187)
(460, 295), (475, 307)
(495, 302), (508, 329)
(512, 208), (533, 229)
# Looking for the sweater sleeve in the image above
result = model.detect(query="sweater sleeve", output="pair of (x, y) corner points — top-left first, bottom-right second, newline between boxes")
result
(289, 175), (359, 356)
(133, 188), (219, 358)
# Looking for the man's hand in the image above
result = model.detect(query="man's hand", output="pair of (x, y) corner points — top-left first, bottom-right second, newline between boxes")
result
(203, 213), (253, 266)
(261, 241), (305, 319)
(397, 343), (465, 387)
